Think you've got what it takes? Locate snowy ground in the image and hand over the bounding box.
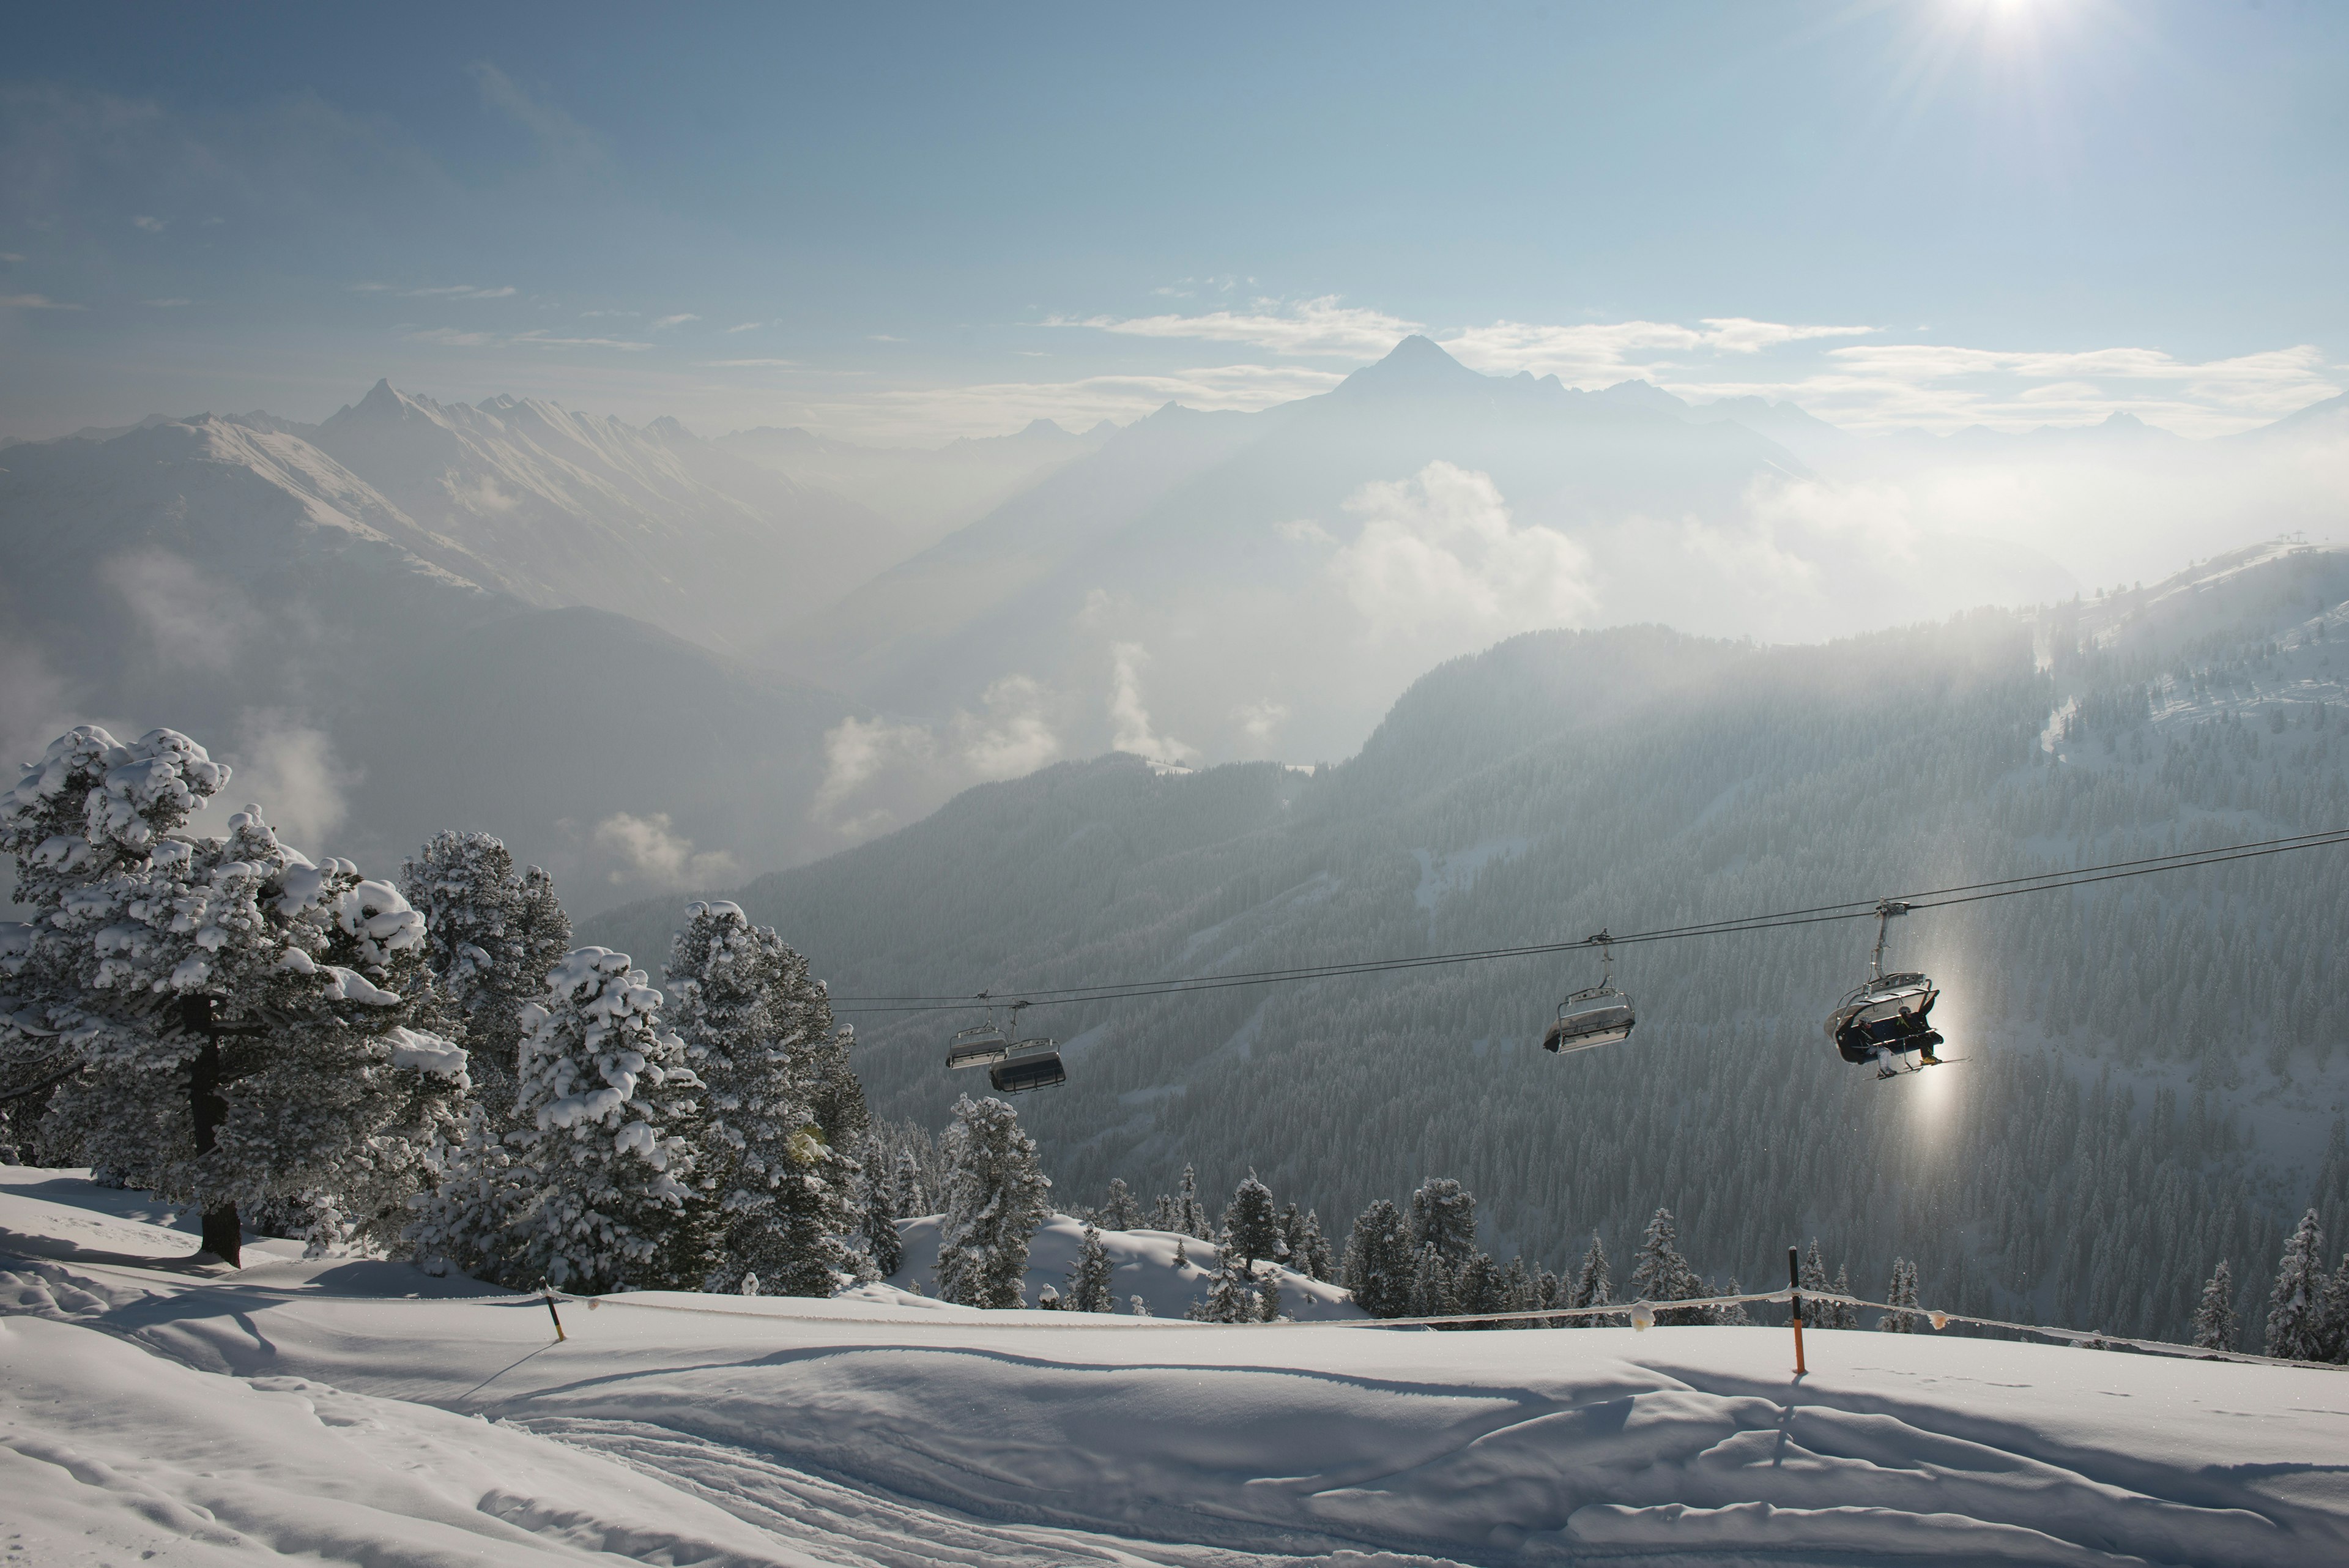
[4,1167,2347,1567]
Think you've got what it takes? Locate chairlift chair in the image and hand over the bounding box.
[1827,901,1945,1070]
[989,1049,1067,1094]
[1543,932,1637,1054]
[946,1009,1013,1070]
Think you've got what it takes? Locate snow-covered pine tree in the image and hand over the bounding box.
[1570,1232,1615,1325]
[1340,1197,1414,1318]
[1100,1177,1142,1229]
[0,727,467,1265]
[1712,1277,1752,1326]
[2320,1255,2349,1364]
[1256,1269,1283,1323]
[1500,1254,1535,1328]
[505,947,708,1293]
[1173,1237,1190,1269]
[2192,1260,2239,1351]
[1630,1208,1705,1325]
[864,1149,903,1279]
[399,831,571,1126]
[1800,1239,1831,1301]
[664,901,864,1295]
[1454,1252,1504,1325]
[1831,1264,1861,1330]
[1190,1247,1260,1323]
[1129,1294,1152,1317]
[1176,1164,1210,1239]
[1877,1260,1919,1331]
[1296,1208,1334,1282]
[933,1093,1051,1309]
[1066,1221,1115,1312]
[1147,1191,1178,1230]
[1407,1177,1477,1265]
[2265,1209,2328,1360]
[1408,1244,1455,1318]
[1222,1170,1281,1269]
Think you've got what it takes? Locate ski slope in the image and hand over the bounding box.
[4,1168,2345,1567]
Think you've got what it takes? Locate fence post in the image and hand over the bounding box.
[543,1290,567,1343]
[1786,1246,1806,1377]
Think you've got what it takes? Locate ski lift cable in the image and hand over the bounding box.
[828,827,2349,1015]
[833,828,2349,1006]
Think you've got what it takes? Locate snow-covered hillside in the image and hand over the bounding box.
[4,1167,2344,1567]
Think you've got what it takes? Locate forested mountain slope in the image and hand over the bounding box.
[592,541,2349,1343]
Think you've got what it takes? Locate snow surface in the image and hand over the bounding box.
[4,1166,2347,1567]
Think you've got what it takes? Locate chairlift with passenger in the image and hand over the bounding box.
[1543,931,1637,1054]
[1826,900,1945,1077]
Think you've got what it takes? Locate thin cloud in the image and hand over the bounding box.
[466,61,606,169]
[651,313,700,330]
[130,215,167,232]
[1064,295,1422,358]
[0,294,84,310]
[143,297,191,308]
[351,281,515,300]
[0,253,25,263]
[787,362,1345,441]
[406,325,651,351]
[724,321,766,333]
[702,357,803,368]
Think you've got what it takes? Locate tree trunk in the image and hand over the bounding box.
[182,997,241,1268]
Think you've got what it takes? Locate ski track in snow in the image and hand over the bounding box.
[5,1170,2349,1567]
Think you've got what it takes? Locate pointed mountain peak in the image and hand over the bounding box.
[645,415,697,444]
[1598,379,1691,417]
[1333,335,1485,399]
[1015,417,1071,439]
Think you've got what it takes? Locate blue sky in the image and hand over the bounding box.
[3,0,2342,441]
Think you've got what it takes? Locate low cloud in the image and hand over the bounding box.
[103,550,250,671]
[1107,642,1197,763]
[774,362,1343,442]
[591,811,740,888]
[143,297,191,308]
[812,677,1064,838]
[0,293,84,310]
[1327,462,1597,641]
[652,313,700,330]
[130,215,167,232]
[229,716,356,852]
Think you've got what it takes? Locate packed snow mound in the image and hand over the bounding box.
[891,1211,1363,1320]
[4,1169,2347,1566]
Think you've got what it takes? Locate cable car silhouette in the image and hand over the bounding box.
[1543,931,1636,1054]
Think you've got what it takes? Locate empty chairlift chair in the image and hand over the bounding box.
[1543,932,1637,1054]
[989,1047,1067,1094]
[1826,901,1945,1076]
[946,1010,1014,1071]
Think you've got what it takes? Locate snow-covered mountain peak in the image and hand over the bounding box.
[1333,333,1489,398]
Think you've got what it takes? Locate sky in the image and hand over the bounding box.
[2,0,2344,444]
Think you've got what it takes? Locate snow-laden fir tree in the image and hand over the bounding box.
[1408,1244,1455,1318]
[1500,1254,1535,1328]
[663,901,867,1295]
[0,727,467,1264]
[2265,1209,2329,1360]
[934,1093,1051,1309]
[399,831,570,1128]
[1174,1164,1211,1239]
[1099,1177,1141,1229]
[864,1148,903,1279]
[1256,1269,1283,1323]
[1710,1277,1752,1326]
[1340,1197,1414,1318]
[2192,1260,2239,1351]
[1147,1191,1178,1231]
[1294,1208,1334,1282]
[503,947,707,1293]
[1455,1252,1504,1324]
[2320,1255,2349,1364]
[1066,1221,1115,1312]
[1631,1208,1705,1325]
[1800,1239,1831,1303]
[1830,1264,1861,1330]
[1129,1294,1151,1317]
[1877,1260,1921,1332]
[1407,1176,1477,1265]
[1222,1170,1281,1269]
[1190,1246,1262,1323]
[1570,1233,1615,1325]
